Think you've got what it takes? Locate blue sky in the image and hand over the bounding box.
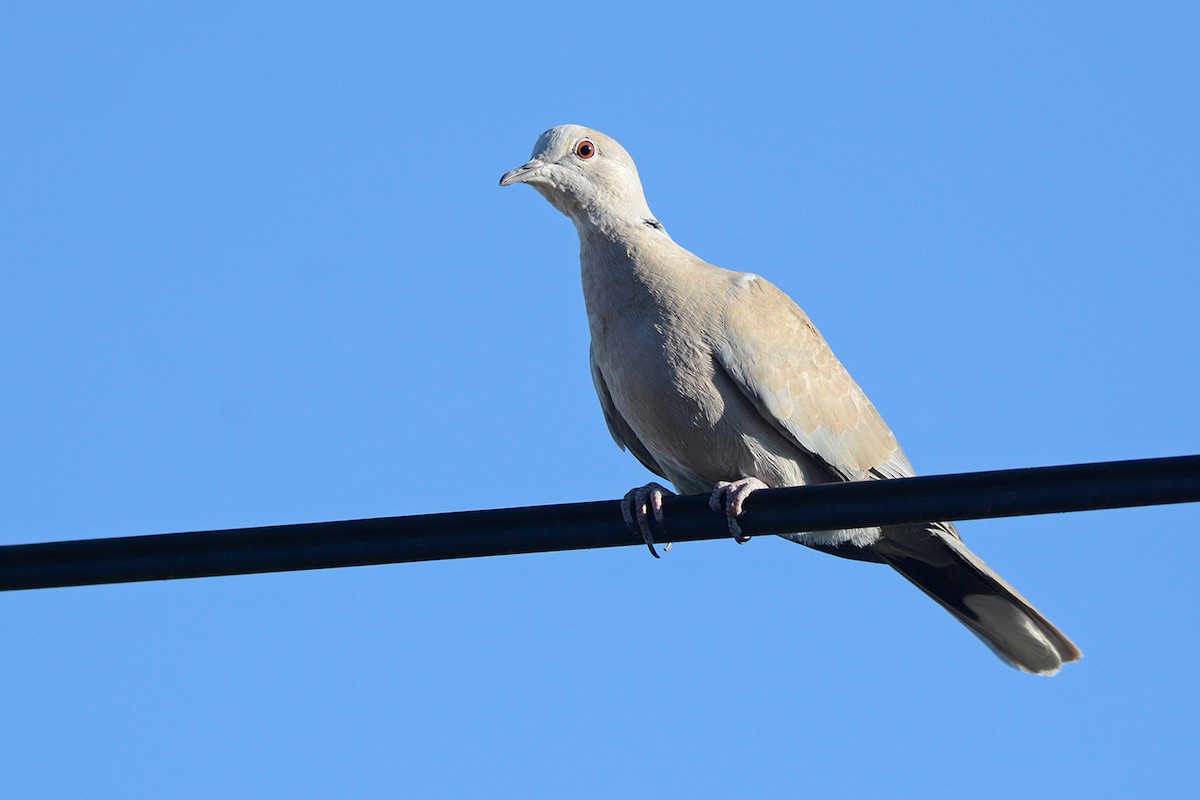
[2,2,1197,797]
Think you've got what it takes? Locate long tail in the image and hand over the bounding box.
[870,522,1081,675]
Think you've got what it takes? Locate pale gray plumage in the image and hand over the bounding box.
[500,124,1081,675]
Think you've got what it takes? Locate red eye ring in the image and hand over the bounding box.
[575,139,596,159]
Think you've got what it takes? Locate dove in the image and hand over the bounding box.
[500,124,1080,674]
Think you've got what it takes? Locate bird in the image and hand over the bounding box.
[499,124,1081,675]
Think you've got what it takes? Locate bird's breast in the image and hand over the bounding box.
[589,292,723,432]
[584,273,773,490]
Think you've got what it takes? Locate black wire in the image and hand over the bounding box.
[3,454,1198,592]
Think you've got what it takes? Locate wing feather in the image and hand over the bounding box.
[716,274,913,481]
[589,346,668,479]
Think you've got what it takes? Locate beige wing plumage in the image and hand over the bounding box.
[716,274,913,482]
[589,345,668,480]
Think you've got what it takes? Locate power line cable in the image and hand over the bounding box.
[2,454,1198,592]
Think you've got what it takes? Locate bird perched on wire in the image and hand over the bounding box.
[500,124,1080,675]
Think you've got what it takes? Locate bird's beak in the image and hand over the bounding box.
[499,159,546,187]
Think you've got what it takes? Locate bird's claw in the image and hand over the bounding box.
[710,477,769,544]
[621,482,674,558]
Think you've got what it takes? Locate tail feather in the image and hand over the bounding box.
[870,522,1081,675]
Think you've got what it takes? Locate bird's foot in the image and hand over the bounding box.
[621,482,674,558]
[709,477,769,543]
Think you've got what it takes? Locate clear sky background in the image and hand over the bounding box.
[2,2,1197,797]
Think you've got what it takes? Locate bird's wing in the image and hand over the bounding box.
[715,273,913,481]
[589,345,669,479]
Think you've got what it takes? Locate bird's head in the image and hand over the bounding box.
[500,125,657,232]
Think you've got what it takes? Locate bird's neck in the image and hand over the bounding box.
[576,216,697,323]
[567,191,662,238]
[572,205,669,252]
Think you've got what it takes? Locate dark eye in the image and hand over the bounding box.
[575,139,596,159]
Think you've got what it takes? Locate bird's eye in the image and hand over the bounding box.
[575,139,596,159]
